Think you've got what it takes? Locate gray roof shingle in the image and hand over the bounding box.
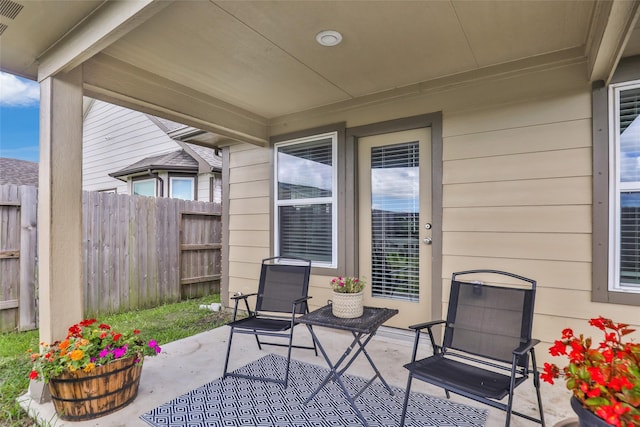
[109,149,199,178]
[0,157,39,187]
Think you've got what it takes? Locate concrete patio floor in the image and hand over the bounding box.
[19,323,575,426]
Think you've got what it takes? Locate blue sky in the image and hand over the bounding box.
[0,72,40,162]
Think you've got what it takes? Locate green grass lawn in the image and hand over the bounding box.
[0,295,231,427]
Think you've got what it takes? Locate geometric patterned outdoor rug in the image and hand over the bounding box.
[140,353,487,427]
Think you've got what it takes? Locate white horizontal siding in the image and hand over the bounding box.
[82,100,194,195]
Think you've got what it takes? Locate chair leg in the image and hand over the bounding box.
[531,350,546,427]
[505,392,514,427]
[223,327,235,378]
[505,363,518,427]
[282,329,295,388]
[399,374,413,427]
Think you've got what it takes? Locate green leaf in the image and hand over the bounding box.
[584,397,609,408]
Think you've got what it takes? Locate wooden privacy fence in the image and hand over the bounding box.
[83,191,222,316]
[0,184,221,332]
[0,184,38,332]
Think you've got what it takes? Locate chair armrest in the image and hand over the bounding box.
[230,292,258,300]
[229,292,258,321]
[293,295,312,305]
[513,339,540,356]
[409,319,445,330]
[290,296,312,319]
[408,320,445,362]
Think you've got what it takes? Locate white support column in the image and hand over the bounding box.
[38,66,84,344]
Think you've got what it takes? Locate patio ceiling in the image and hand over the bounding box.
[1,0,639,145]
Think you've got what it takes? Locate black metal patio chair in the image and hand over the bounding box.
[400,270,545,427]
[222,256,317,387]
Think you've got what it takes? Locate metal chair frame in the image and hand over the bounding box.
[400,270,545,427]
[222,256,317,387]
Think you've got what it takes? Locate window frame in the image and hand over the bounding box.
[608,79,640,294]
[592,55,640,306]
[132,177,157,197]
[169,174,196,200]
[273,131,338,269]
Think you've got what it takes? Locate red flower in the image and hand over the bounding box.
[540,362,558,384]
[133,329,140,335]
[561,328,574,339]
[112,333,122,341]
[586,387,601,398]
[67,324,82,337]
[569,342,585,363]
[99,323,110,330]
[603,347,614,363]
[607,376,633,392]
[549,340,567,357]
[544,317,640,427]
[79,319,97,327]
[29,370,38,380]
[588,366,606,385]
[589,316,607,331]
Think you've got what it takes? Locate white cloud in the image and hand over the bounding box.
[0,72,39,107]
[278,152,332,190]
[371,167,419,212]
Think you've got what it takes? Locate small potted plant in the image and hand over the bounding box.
[330,276,366,318]
[29,318,161,420]
[541,316,640,427]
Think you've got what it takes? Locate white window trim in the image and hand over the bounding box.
[169,176,196,200]
[608,79,640,293]
[274,131,338,268]
[132,178,157,197]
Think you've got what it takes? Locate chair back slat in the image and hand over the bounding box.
[256,257,311,314]
[443,270,536,366]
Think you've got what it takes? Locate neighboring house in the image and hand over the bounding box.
[82,99,221,202]
[3,2,640,401]
[0,158,39,187]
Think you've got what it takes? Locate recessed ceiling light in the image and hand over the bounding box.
[316,30,342,47]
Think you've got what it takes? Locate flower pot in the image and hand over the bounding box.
[570,396,614,427]
[48,355,143,421]
[331,291,364,318]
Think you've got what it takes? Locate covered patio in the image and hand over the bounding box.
[19,324,573,426]
[2,1,640,425]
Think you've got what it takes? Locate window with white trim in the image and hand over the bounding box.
[132,178,156,197]
[610,80,640,293]
[274,132,337,268]
[169,176,195,200]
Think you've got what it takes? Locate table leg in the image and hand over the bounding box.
[351,332,395,396]
[302,325,370,426]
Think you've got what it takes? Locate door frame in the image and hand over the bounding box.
[345,112,443,324]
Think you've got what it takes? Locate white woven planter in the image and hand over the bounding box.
[331,291,364,318]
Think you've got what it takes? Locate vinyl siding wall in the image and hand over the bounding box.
[82,100,184,194]
[83,100,218,202]
[227,143,272,298]
[225,60,640,362]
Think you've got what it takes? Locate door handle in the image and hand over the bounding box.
[423,237,432,245]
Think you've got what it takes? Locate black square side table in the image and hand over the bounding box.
[297,304,399,426]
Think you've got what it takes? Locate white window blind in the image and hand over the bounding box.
[275,134,336,267]
[612,82,640,291]
[370,141,420,301]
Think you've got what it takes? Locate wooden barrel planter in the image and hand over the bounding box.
[48,356,143,421]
